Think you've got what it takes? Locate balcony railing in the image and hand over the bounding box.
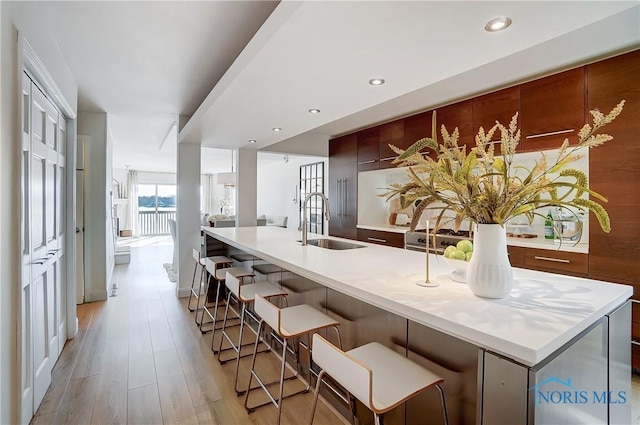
[138,210,176,235]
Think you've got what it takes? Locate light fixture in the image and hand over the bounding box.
[308,108,321,114]
[485,16,512,32]
[272,127,282,132]
[249,139,257,143]
[368,78,385,86]
[217,150,236,188]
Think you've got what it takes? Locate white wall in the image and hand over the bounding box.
[257,153,328,231]
[1,3,78,423]
[78,111,110,302]
[176,143,201,297]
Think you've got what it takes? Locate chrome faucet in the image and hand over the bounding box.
[300,192,331,246]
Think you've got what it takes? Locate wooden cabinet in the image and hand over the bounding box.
[356,228,404,248]
[357,127,380,171]
[403,110,435,159]
[586,49,640,370]
[436,99,474,149]
[328,134,358,240]
[378,120,404,169]
[520,67,586,151]
[472,86,521,149]
[508,245,587,277]
[522,248,588,277]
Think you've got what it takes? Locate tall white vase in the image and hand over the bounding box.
[467,224,513,299]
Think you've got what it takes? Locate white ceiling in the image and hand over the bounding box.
[37,1,640,172]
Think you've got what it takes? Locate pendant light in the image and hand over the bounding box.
[217,149,236,187]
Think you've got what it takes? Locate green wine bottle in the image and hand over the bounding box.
[544,210,554,239]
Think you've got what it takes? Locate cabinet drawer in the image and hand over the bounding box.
[356,229,404,248]
[522,248,588,276]
[507,245,525,268]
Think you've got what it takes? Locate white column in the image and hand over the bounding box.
[176,142,201,297]
[236,148,257,227]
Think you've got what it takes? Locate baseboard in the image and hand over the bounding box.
[177,287,191,298]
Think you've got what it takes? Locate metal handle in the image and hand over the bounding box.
[526,128,574,139]
[342,179,347,217]
[380,156,396,162]
[534,256,570,264]
[367,237,387,243]
[358,159,376,165]
[336,179,342,217]
[32,259,46,265]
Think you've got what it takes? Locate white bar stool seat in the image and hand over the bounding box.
[218,272,288,395]
[197,256,233,332]
[244,294,341,425]
[309,334,448,425]
[203,266,255,349]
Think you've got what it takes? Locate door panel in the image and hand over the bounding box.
[22,76,67,422]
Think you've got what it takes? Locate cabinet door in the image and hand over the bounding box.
[521,67,586,151]
[472,86,520,150]
[357,127,379,171]
[378,120,404,169]
[436,99,474,150]
[328,134,357,239]
[403,110,435,159]
[357,228,404,248]
[587,50,640,285]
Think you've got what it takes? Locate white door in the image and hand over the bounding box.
[21,73,67,423]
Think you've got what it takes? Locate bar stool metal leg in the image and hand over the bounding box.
[187,251,201,312]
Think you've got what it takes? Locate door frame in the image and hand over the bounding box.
[19,35,78,424]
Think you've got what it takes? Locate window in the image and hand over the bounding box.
[299,161,325,235]
[137,184,176,235]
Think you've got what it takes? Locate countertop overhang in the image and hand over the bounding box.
[203,226,631,366]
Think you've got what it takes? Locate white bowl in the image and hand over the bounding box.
[442,257,469,283]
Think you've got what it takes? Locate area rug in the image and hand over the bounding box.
[163,263,177,282]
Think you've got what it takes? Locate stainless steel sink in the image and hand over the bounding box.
[299,238,366,250]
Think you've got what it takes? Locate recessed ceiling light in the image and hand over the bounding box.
[249,139,256,144]
[485,16,512,32]
[272,127,282,132]
[308,108,321,114]
[368,78,385,86]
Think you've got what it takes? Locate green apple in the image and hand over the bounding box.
[443,245,457,258]
[449,249,466,261]
[456,239,473,253]
[465,251,473,262]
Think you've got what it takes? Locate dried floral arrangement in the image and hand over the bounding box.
[381,101,625,235]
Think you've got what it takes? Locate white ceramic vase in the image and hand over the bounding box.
[467,224,513,299]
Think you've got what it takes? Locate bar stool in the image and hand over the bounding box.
[187,248,206,313]
[244,293,342,425]
[309,334,449,425]
[204,266,256,344]
[196,256,233,331]
[217,272,288,395]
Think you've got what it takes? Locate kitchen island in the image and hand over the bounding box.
[203,226,632,425]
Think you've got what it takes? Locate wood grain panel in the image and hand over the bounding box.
[522,248,588,277]
[357,127,380,171]
[127,384,163,425]
[587,49,640,286]
[472,86,520,146]
[154,348,199,425]
[90,336,129,425]
[356,228,405,248]
[56,375,100,425]
[436,99,474,149]
[379,120,405,169]
[521,67,586,151]
[403,110,435,159]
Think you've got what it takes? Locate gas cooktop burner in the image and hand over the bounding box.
[436,229,470,238]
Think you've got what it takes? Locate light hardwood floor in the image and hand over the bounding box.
[31,236,347,425]
[30,236,640,425]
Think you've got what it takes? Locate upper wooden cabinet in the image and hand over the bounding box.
[435,100,474,150]
[520,67,586,151]
[378,120,404,169]
[403,110,435,159]
[587,49,640,286]
[329,134,358,240]
[472,86,521,149]
[357,127,380,171]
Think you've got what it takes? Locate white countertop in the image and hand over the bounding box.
[203,226,631,367]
